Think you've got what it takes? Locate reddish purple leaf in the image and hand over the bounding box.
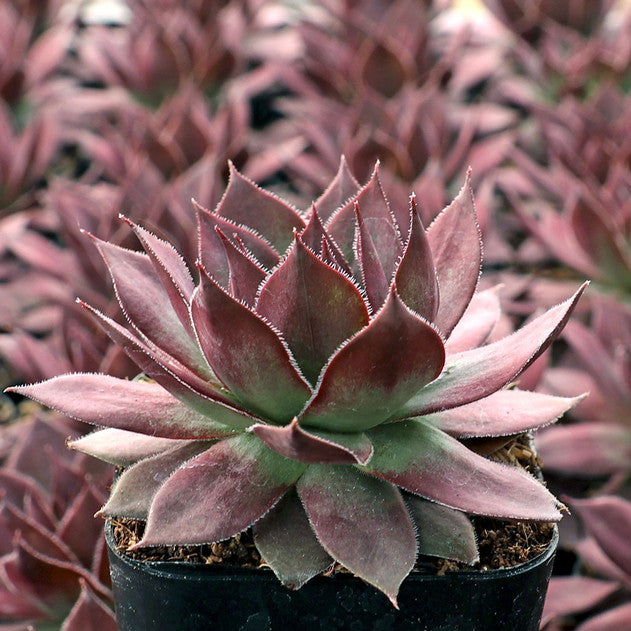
[535,423,631,476]
[364,419,562,521]
[398,284,587,417]
[300,205,351,274]
[571,496,631,579]
[354,202,389,312]
[253,488,332,589]
[250,419,373,465]
[395,194,439,322]
[69,429,185,467]
[445,285,502,353]
[577,603,631,631]
[425,390,583,438]
[89,235,209,377]
[101,441,209,519]
[79,301,255,428]
[426,172,482,336]
[9,375,239,439]
[297,464,417,607]
[300,288,445,432]
[406,496,478,564]
[543,577,619,622]
[137,434,305,546]
[256,236,370,384]
[313,155,361,221]
[191,267,312,422]
[326,164,403,277]
[122,216,195,331]
[214,162,305,253]
[61,580,117,631]
[216,227,266,306]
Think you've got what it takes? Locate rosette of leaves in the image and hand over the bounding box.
[9,161,585,605]
[542,496,631,631]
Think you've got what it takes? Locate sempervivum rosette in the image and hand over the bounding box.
[9,159,585,605]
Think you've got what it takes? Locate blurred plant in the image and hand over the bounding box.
[542,495,631,631]
[535,296,631,491]
[0,411,115,630]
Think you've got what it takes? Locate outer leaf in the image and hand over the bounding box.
[250,419,373,465]
[394,194,438,322]
[576,604,631,631]
[191,267,312,423]
[406,495,478,564]
[313,155,361,221]
[543,577,619,622]
[121,217,195,332]
[89,236,209,377]
[78,300,254,428]
[253,488,332,589]
[300,288,445,432]
[214,162,305,252]
[424,390,584,438]
[100,441,210,519]
[363,419,562,521]
[297,465,417,607]
[9,375,236,439]
[427,172,481,336]
[61,581,117,631]
[571,496,631,579]
[256,236,370,384]
[137,434,306,546]
[69,429,186,467]
[397,284,587,417]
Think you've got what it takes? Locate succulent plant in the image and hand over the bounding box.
[9,161,585,605]
[542,496,631,631]
[0,411,116,630]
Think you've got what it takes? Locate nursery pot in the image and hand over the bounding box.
[106,524,557,631]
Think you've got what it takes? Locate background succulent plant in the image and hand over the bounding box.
[9,161,584,605]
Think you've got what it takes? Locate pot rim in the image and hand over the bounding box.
[105,521,558,583]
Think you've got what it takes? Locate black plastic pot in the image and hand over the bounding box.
[106,524,557,631]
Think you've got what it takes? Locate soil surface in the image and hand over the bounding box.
[111,433,556,574]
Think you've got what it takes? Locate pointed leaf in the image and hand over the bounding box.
[363,419,562,521]
[326,164,403,276]
[196,201,280,276]
[137,434,306,546]
[424,390,584,438]
[250,419,373,465]
[78,301,256,429]
[397,284,587,417]
[214,163,305,252]
[69,429,187,467]
[395,195,439,321]
[256,236,370,384]
[253,488,332,590]
[427,172,482,336]
[122,216,195,331]
[543,577,619,621]
[89,235,209,377]
[101,441,210,519]
[406,495,478,564]
[354,202,389,312]
[300,205,351,274]
[9,375,236,439]
[297,465,416,607]
[191,267,312,422]
[300,289,445,432]
[216,227,266,306]
[313,156,361,221]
